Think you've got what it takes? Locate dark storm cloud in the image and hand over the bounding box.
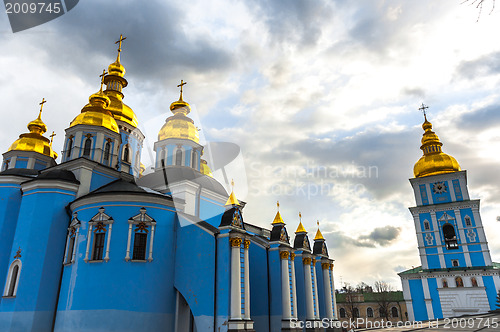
[248,0,335,46]
[456,51,500,80]
[359,226,401,246]
[454,104,500,130]
[12,0,234,86]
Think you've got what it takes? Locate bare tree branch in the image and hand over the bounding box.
[462,0,496,21]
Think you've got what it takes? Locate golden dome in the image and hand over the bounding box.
[200,159,213,177]
[105,90,139,128]
[158,82,199,142]
[70,86,119,134]
[8,108,57,159]
[108,59,125,78]
[413,116,461,178]
[139,162,146,177]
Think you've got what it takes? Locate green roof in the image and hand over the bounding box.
[398,263,500,276]
[398,266,423,275]
[336,291,404,303]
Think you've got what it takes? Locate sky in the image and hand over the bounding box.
[1,0,500,290]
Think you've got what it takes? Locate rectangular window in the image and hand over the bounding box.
[132,233,147,260]
[66,236,75,264]
[92,233,105,261]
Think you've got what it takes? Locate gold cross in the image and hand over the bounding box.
[39,98,46,112]
[49,131,56,147]
[14,247,21,259]
[299,212,302,220]
[419,103,429,118]
[277,201,280,210]
[99,69,108,90]
[317,220,320,227]
[177,79,187,94]
[115,34,127,53]
[231,178,234,189]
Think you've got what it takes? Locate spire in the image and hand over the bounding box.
[272,201,284,224]
[225,179,240,206]
[108,34,126,77]
[295,212,307,233]
[413,104,461,177]
[314,221,325,240]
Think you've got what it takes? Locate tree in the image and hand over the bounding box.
[373,281,394,321]
[463,0,496,20]
[342,284,360,319]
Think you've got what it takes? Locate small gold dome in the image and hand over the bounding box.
[106,92,139,128]
[158,88,199,142]
[70,88,119,133]
[8,111,57,159]
[108,59,125,77]
[200,159,213,177]
[413,117,461,178]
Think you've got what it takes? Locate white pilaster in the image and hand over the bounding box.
[303,256,315,320]
[84,224,93,262]
[290,253,298,319]
[230,237,242,320]
[243,240,251,320]
[125,223,133,261]
[280,251,292,320]
[322,262,334,319]
[312,259,320,319]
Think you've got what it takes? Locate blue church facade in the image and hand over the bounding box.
[0,38,338,332]
[399,112,500,321]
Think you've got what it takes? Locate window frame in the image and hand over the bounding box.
[84,207,114,263]
[83,137,92,157]
[367,307,374,318]
[63,213,81,265]
[3,259,22,297]
[125,208,156,262]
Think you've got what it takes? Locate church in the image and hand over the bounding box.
[399,107,500,321]
[0,36,338,332]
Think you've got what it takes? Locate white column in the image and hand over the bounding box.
[230,237,242,320]
[243,240,251,320]
[290,253,298,319]
[303,256,315,320]
[104,224,112,262]
[280,251,292,320]
[84,224,93,262]
[312,259,320,319]
[125,223,133,261]
[330,264,338,319]
[148,223,156,262]
[322,262,334,319]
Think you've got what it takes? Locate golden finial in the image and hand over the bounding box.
[314,220,324,240]
[272,200,284,225]
[299,212,302,221]
[49,131,56,147]
[14,247,21,259]
[225,178,239,206]
[37,97,46,119]
[99,69,108,91]
[177,79,187,101]
[115,34,127,61]
[419,103,429,121]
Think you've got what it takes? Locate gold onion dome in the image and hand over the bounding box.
[70,72,119,134]
[102,34,138,128]
[8,100,57,159]
[413,115,461,178]
[200,159,213,177]
[158,80,200,143]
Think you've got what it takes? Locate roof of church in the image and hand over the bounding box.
[336,291,404,303]
[399,263,500,275]
[37,169,79,183]
[0,168,39,177]
[137,166,228,196]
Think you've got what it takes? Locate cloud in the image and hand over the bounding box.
[359,226,402,247]
[456,51,500,80]
[453,103,500,130]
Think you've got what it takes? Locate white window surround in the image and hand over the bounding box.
[3,259,21,297]
[84,207,114,263]
[125,207,156,262]
[64,213,81,265]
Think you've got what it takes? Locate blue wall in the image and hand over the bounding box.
[409,279,428,321]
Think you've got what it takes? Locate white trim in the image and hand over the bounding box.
[3,259,21,297]
[125,223,133,261]
[125,208,156,262]
[104,224,112,262]
[84,224,93,262]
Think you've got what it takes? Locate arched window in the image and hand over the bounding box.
[443,223,458,250]
[455,277,464,288]
[67,137,73,160]
[175,149,182,166]
[103,141,111,164]
[123,145,130,162]
[452,259,459,267]
[464,216,471,227]
[367,307,374,318]
[424,220,430,231]
[391,307,399,318]
[83,138,92,157]
[339,308,346,318]
[191,150,197,169]
[471,277,478,287]
[3,260,21,297]
[126,208,156,262]
[379,307,386,317]
[353,308,359,318]
[84,208,113,263]
[442,278,448,288]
